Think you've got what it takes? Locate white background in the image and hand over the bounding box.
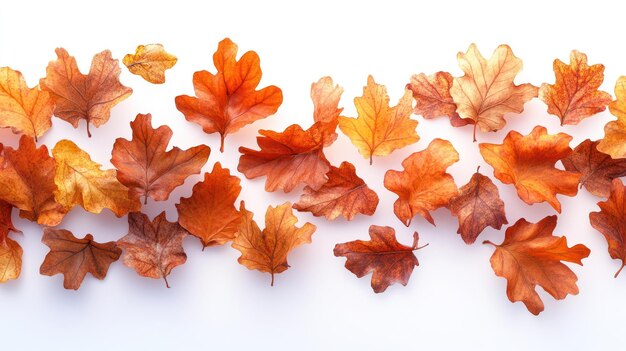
[0,0,623,349]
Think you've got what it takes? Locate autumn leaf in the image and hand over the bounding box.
[0,135,66,226]
[293,161,379,220]
[384,138,459,226]
[447,168,507,244]
[562,139,626,197]
[450,44,538,141]
[175,38,283,152]
[483,216,590,315]
[40,228,121,290]
[590,179,626,277]
[232,201,315,286]
[238,77,343,192]
[339,75,419,164]
[406,71,469,126]
[111,113,210,204]
[0,202,22,283]
[117,212,188,288]
[40,48,132,137]
[539,50,612,125]
[176,162,242,248]
[334,225,424,293]
[0,67,54,141]
[598,76,626,158]
[479,126,580,212]
[123,44,177,84]
[53,139,140,216]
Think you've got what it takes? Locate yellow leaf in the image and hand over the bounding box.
[123,44,177,84]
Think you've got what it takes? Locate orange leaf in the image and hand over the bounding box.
[479,126,580,212]
[175,38,283,152]
[598,76,626,158]
[384,139,459,226]
[406,71,469,126]
[590,179,626,277]
[40,48,132,137]
[123,44,177,84]
[484,216,590,315]
[0,202,21,283]
[539,50,612,125]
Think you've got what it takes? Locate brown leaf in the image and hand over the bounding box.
[123,44,177,84]
[232,201,315,286]
[334,225,423,293]
[40,48,132,137]
[447,168,507,244]
[590,179,626,277]
[293,161,379,220]
[40,228,121,290]
[117,211,188,288]
[406,71,469,126]
[175,38,283,152]
[176,162,242,248]
[479,126,580,212]
[111,113,210,204]
[539,50,612,125]
[598,76,626,158]
[0,202,22,283]
[384,138,459,226]
[484,216,590,315]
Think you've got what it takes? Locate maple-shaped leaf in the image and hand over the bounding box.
[176,162,241,248]
[450,44,538,141]
[590,179,626,277]
[0,202,22,283]
[0,67,54,141]
[232,201,315,286]
[123,44,177,84]
[539,50,612,125]
[339,75,419,164]
[40,228,121,290]
[447,168,507,244]
[484,216,590,315]
[384,138,459,226]
[293,161,379,220]
[562,139,626,197]
[0,136,67,226]
[479,126,580,212]
[175,38,283,152]
[117,211,188,288]
[406,71,469,126]
[334,225,424,293]
[111,113,210,204]
[52,139,141,216]
[40,48,132,137]
[238,77,343,192]
[598,76,626,158]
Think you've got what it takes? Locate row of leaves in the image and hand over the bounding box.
[1,38,626,316]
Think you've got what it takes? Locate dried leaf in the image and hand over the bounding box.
[539,50,612,125]
[123,44,177,84]
[484,216,590,315]
[293,161,379,220]
[111,113,210,204]
[0,202,21,283]
[450,44,538,141]
[175,38,283,152]
[479,126,580,212]
[40,228,121,290]
[590,179,626,277]
[40,48,132,137]
[384,138,459,226]
[598,76,626,158]
[406,71,469,126]
[117,211,188,287]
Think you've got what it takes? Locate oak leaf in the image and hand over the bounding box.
[0,202,21,283]
[406,71,469,126]
[40,48,132,137]
[117,211,188,288]
[293,161,378,220]
[483,216,590,315]
[598,76,626,158]
[175,38,283,152]
[40,228,121,290]
[53,139,141,216]
[384,138,459,226]
[479,126,580,212]
[123,44,177,84]
[0,67,54,141]
[539,50,612,125]
[447,168,507,244]
[111,113,210,204]
[450,44,538,141]
[176,162,241,248]
[334,225,423,293]
[339,75,419,164]
[232,201,315,286]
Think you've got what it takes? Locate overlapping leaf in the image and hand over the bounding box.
[406,71,469,126]
[0,202,21,283]
[598,76,626,158]
[590,179,626,277]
